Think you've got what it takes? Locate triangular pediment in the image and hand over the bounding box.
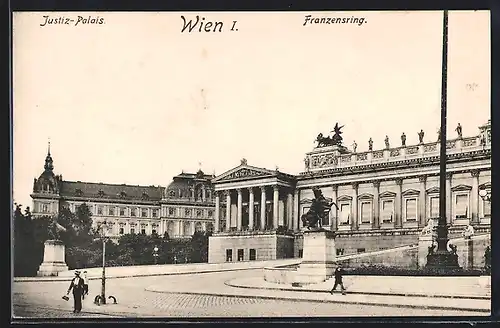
[379,191,396,198]
[451,184,472,192]
[426,186,440,194]
[358,193,374,200]
[337,195,353,202]
[300,197,333,205]
[212,164,276,183]
[479,182,491,189]
[402,189,420,197]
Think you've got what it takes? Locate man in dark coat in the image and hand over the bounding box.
[330,264,346,295]
[66,270,85,313]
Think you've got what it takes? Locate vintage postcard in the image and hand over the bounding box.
[12,10,491,319]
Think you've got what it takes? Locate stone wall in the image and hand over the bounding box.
[336,245,418,269]
[208,232,294,263]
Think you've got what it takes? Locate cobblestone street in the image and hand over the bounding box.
[13,270,488,319]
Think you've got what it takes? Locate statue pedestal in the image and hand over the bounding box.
[294,229,337,285]
[37,240,69,277]
[418,234,434,269]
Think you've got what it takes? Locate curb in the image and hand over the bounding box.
[13,304,130,318]
[143,287,490,313]
[223,280,491,301]
[13,267,264,283]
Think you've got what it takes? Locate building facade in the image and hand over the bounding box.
[208,121,491,263]
[31,149,215,240]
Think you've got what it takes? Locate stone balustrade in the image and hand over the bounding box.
[304,136,490,173]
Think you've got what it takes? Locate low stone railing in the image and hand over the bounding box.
[305,136,490,172]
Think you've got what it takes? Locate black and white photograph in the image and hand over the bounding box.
[12,10,491,319]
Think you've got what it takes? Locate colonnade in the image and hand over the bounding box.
[213,185,298,233]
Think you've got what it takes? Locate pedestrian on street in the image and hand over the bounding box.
[66,270,85,313]
[82,270,89,300]
[330,264,346,295]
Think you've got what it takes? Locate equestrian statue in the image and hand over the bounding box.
[301,187,339,230]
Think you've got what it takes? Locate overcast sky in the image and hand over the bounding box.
[13,10,490,208]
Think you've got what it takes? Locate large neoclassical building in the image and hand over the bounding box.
[30,150,216,240]
[208,120,491,263]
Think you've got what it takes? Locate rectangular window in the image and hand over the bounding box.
[168,208,175,216]
[119,208,125,216]
[152,209,158,218]
[357,248,366,253]
[340,204,350,225]
[430,197,439,218]
[226,249,233,262]
[360,202,371,224]
[42,204,49,213]
[196,209,202,217]
[381,200,394,223]
[131,208,136,217]
[130,228,135,234]
[237,249,244,261]
[119,227,124,234]
[249,249,256,261]
[141,209,148,217]
[455,194,469,219]
[484,198,491,217]
[141,229,146,234]
[298,249,304,258]
[108,207,115,216]
[405,199,417,221]
[185,208,192,217]
[336,248,344,256]
[97,206,103,215]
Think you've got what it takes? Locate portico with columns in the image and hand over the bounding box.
[208,159,298,263]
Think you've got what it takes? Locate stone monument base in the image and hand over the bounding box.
[37,240,69,277]
[294,229,336,285]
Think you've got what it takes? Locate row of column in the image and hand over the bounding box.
[331,170,483,230]
[213,186,297,233]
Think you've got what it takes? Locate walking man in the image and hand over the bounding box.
[82,270,89,300]
[66,270,85,313]
[330,264,346,295]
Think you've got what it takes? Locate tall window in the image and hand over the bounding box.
[483,199,491,217]
[455,194,469,219]
[237,249,244,261]
[196,209,202,217]
[360,202,371,224]
[152,209,158,218]
[249,249,256,261]
[141,208,148,217]
[108,207,115,216]
[168,208,175,216]
[42,204,49,213]
[131,208,136,217]
[185,208,192,217]
[381,200,394,223]
[405,199,417,221]
[340,204,350,225]
[119,207,126,216]
[430,197,439,218]
[226,249,233,262]
[97,206,103,215]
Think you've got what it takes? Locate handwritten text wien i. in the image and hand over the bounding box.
[180,16,238,33]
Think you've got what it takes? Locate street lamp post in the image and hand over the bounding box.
[153,246,159,265]
[94,221,116,305]
[425,10,460,272]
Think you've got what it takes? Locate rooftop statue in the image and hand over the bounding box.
[314,123,345,148]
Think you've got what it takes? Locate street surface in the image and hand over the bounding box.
[13,269,487,318]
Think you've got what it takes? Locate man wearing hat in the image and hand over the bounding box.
[66,270,85,313]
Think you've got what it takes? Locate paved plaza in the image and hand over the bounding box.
[12,269,490,319]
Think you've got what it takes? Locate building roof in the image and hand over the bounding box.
[60,181,164,201]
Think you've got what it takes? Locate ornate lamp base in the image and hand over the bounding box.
[425,250,461,275]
